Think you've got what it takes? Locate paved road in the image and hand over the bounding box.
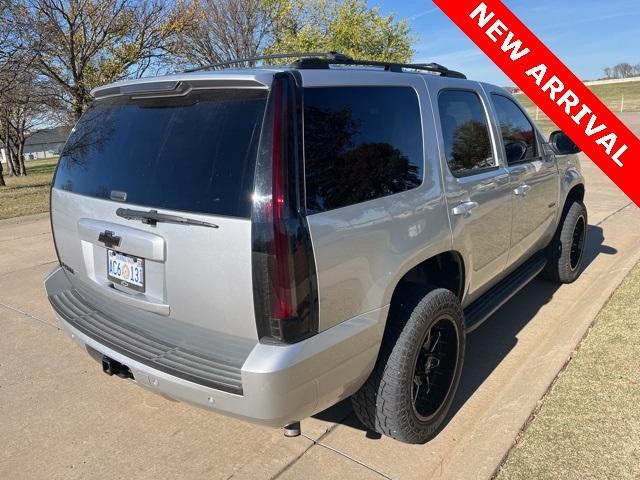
[1,113,639,479]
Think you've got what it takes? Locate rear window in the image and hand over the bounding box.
[54,89,267,218]
[303,86,423,213]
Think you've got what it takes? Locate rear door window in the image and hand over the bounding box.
[438,90,495,175]
[54,89,267,218]
[303,86,423,213]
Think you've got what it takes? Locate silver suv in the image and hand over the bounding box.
[44,53,587,444]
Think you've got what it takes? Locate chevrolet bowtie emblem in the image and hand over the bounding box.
[98,230,121,249]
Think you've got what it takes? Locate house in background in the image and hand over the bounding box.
[23,126,72,160]
[1,125,72,165]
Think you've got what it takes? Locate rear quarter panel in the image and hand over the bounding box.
[301,71,453,331]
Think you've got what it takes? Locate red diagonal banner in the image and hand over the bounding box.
[432,0,640,207]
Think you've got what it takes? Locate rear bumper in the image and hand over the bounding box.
[44,266,388,427]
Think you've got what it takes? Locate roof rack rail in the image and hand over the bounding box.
[183,51,466,79]
[291,57,466,79]
[183,52,352,73]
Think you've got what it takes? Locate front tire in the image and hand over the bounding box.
[543,201,588,283]
[351,288,465,444]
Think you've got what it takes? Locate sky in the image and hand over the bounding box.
[372,0,640,86]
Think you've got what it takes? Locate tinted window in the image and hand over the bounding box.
[54,89,267,217]
[438,90,494,175]
[303,86,423,213]
[491,94,538,164]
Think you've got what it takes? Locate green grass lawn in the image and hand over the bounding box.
[0,158,58,220]
[496,261,640,480]
[515,79,640,136]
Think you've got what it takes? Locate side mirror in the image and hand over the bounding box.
[504,140,528,163]
[549,130,581,155]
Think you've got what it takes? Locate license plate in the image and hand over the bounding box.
[107,250,145,292]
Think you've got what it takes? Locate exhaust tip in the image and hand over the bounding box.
[283,421,301,437]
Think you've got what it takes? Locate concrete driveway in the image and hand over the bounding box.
[2,114,639,479]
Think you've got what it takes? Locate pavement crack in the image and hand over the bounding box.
[0,260,57,278]
[0,231,50,244]
[270,439,317,479]
[305,435,394,479]
[593,201,633,227]
[0,301,60,330]
[271,426,394,479]
[270,420,349,479]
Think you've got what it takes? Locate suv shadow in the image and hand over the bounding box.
[312,224,616,439]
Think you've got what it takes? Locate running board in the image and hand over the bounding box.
[464,253,547,333]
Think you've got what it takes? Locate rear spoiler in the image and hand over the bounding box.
[92,78,269,99]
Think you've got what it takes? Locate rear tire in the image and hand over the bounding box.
[351,287,465,444]
[543,201,588,283]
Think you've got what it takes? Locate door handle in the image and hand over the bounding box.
[514,184,531,197]
[452,201,479,218]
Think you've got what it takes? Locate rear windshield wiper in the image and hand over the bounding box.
[116,208,219,229]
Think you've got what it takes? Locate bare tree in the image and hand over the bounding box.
[169,0,281,68]
[0,102,21,179]
[0,0,40,185]
[612,62,635,79]
[27,0,184,120]
[1,71,61,178]
[0,1,37,96]
[602,62,640,79]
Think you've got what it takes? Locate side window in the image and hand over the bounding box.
[438,90,495,175]
[303,86,423,213]
[491,94,538,164]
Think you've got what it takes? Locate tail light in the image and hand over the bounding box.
[251,72,319,343]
